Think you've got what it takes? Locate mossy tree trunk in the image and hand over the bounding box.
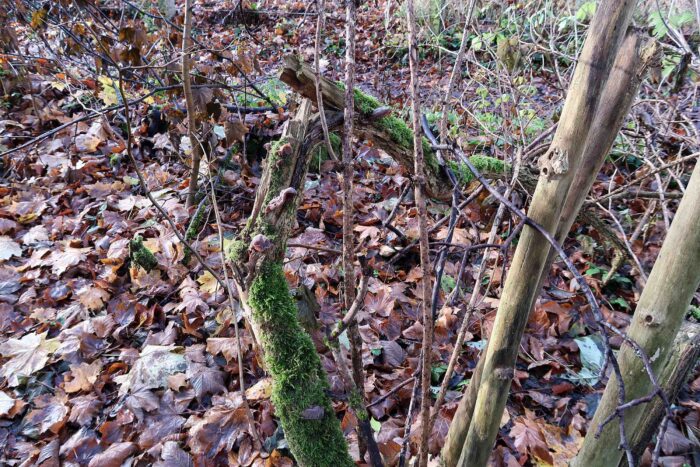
[453,2,637,466]
[572,162,700,467]
[230,99,354,467]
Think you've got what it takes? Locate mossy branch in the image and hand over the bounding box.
[280,54,517,200]
[229,100,354,466]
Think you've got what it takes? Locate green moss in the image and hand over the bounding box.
[265,137,292,206]
[130,235,158,271]
[348,391,367,420]
[348,86,440,174]
[228,239,248,262]
[447,155,509,185]
[352,88,382,115]
[248,262,353,467]
[186,204,208,241]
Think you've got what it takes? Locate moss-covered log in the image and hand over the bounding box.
[280,55,516,200]
[230,99,354,467]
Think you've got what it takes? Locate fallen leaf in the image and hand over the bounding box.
[64,360,103,393]
[48,245,90,276]
[245,377,272,401]
[114,345,187,395]
[87,442,136,467]
[0,236,22,260]
[0,332,59,386]
[0,391,25,417]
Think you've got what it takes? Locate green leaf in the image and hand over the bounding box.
[585,265,603,276]
[688,305,700,320]
[441,276,457,294]
[610,296,630,310]
[370,418,381,433]
[648,11,669,38]
[575,1,597,21]
[431,363,448,384]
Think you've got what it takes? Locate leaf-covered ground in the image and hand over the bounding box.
[0,0,698,466]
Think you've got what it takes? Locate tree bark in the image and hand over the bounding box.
[441,28,651,467]
[231,100,354,467]
[626,322,700,463]
[454,2,637,466]
[182,0,203,209]
[405,1,434,465]
[572,162,700,467]
[555,33,658,245]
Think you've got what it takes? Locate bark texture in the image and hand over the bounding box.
[572,162,700,467]
[453,2,637,466]
[441,25,650,467]
[627,322,700,462]
[406,1,434,465]
[555,33,659,242]
[182,0,203,209]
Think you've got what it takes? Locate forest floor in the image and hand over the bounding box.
[0,0,698,466]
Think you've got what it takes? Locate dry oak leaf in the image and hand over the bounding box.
[114,345,187,395]
[0,331,59,386]
[509,411,554,465]
[245,377,272,401]
[0,236,22,261]
[68,394,102,426]
[197,271,220,295]
[87,442,136,467]
[64,360,103,393]
[205,337,238,363]
[21,394,69,436]
[22,225,49,245]
[186,392,249,459]
[154,441,193,467]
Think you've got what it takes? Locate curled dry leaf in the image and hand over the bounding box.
[114,345,187,395]
[64,360,103,393]
[48,244,90,276]
[87,442,136,467]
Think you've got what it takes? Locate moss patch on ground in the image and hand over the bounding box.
[448,155,509,185]
[130,235,158,271]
